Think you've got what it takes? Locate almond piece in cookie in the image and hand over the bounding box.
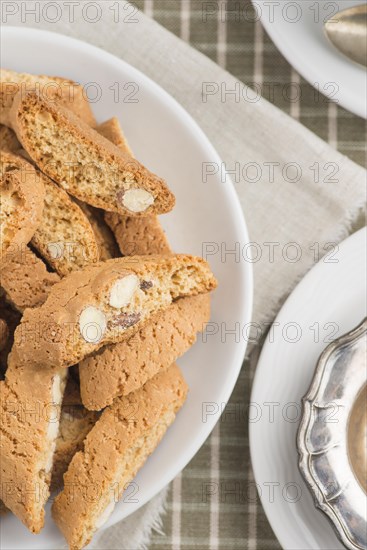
[0,353,68,533]
[52,364,188,550]
[1,150,100,275]
[10,91,175,216]
[0,124,21,152]
[96,117,171,255]
[0,166,45,262]
[0,246,60,312]
[79,294,210,410]
[0,69,95,127]
[12,254,217,369]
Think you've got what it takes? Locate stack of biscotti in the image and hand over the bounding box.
[0,69,217,549]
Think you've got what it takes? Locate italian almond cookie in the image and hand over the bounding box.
[0,69,96,127]
[80,293,210,410]
[51,404,100,491]
[52,364,188,550]
[10,91,175,216]
[0,246,60,312]
[12,254,217,369]
[0,124,21,152]
[105,212,171,256]
[75,200,120,261]
[96,117,133,156]
[0,351,68,533]
[31,179,100,276]
[97,117,171,255]
[0,150,100,276]
[0,166,45,263]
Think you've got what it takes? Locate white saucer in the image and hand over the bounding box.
[250,228,367,549]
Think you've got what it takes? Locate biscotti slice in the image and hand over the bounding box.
[0,353,68,533]
[75,201,120,261]
[0,150,100,275]
[52,404,99,490]
[97,117,171,255]
[0,166,44,262]
[80,294,210,410]
[0,69,95,127]
[0,246,60,312]
[96,117,133,156]
[12,254,217,369]
[52,364,187,549]
[0,124,21,152]
[10,91,175,216]
[0,148,34,174]
[105,212,171,255]
[32,179,100,275]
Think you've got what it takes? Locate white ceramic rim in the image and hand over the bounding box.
[249,227,366,550]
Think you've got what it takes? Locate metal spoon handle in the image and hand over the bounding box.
[324,4,367,67]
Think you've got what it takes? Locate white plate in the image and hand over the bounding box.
[253,0,367,119]
[0,27,253,549]
[250,228,367,550]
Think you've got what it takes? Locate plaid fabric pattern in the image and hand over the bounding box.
[128,1,365,548]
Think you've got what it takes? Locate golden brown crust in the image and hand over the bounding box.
[0,124,21,152]
[0,69,96,127]
[0,150,100,276]
[0,246,60,312]
[10,91,175,216]
[79,294,210,409]
[105,212,172,255]
[12,254,217,369]
[52,364,188,549]
[0,358,67,533]
[0,163,45,263]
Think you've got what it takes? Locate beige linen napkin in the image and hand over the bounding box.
[4,2,366,548]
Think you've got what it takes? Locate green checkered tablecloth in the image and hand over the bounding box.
[125,1,366,549]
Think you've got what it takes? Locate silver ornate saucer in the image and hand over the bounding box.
[298,318,367,550]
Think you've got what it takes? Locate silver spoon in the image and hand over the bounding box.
[324,3,367,67]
